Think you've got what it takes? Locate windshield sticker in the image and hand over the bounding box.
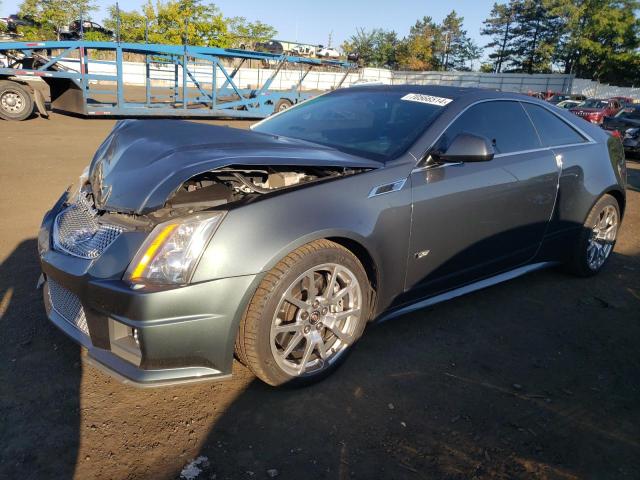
[401,93,453,107]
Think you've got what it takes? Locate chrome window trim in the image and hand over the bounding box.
[414,97,596,168]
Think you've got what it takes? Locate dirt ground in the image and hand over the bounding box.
[0,112,639,480]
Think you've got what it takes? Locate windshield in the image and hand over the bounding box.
[253,90,448,161]
[615,107,640,119]
[579,99,608,109]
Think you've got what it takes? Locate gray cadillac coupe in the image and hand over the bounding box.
[38,85,626,386]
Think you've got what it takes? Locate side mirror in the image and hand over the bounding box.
[435,133,495,163]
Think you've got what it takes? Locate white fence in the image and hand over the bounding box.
[59,60,576,95]
[363,69,574,94]
[571,78,640,99]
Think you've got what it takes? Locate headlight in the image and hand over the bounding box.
[126,212,225,285]
[626,127,639,137]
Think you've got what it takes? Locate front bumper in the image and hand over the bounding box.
[39,210,259,387]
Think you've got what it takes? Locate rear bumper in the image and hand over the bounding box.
[40,250,259,387]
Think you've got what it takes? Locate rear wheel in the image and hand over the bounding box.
[0,81,34,121]
[566,194,620,276]
[236,240,370,386]
[274,98,293,114]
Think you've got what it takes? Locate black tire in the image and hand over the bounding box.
[274,98,293,114]
[235,240,370,386]
[0,81,34,121]
[566,194,620,277]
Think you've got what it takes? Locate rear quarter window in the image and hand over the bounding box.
[439,100,540,154]
[522,103,587,147]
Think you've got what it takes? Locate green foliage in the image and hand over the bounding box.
[481,2,517,72]
[103,6,147,43]
[482,0,640,84]
[82,30,111,42]
[18,0,96,40]
[101,1,277,48]
[227,16,277,48]
[342,28,399,67]
[398,16,439,70]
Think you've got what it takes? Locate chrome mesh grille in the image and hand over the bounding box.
[53,192,123,259]
[48,279,89,336]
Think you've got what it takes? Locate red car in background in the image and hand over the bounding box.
[609,96,635,107]
[570,98,622,124]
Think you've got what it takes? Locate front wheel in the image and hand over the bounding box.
[566,194,620,276]
[235,240,370,386]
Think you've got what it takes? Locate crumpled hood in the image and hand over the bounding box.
[89,119,379,214]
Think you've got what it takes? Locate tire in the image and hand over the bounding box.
[235,239,370,386]
[0,81,34,121]
[566,194,620,277]
[274,98,293,114]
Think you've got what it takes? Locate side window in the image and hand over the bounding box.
[522,103,587,147]
[439,101,540,154]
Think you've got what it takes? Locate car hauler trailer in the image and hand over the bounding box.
[0,40,354,121]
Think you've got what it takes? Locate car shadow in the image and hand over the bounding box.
[181,250,640,479]
[0,239,81,479]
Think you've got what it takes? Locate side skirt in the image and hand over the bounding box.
[376,261,558,324]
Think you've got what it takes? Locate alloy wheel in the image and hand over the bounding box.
[270,263,362,377]
[587,204,618,270]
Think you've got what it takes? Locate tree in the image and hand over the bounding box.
[397,16,439,70]
[103,6,147,43]
[227,17,277,49]
[342,28,399,67]
[341,28,376,66]
[481,2,516,72]
[102,1,276,48]
[138,0,230,47]
[551,0,640,83]
[508,0,561,73]
[18,0,96,40]
[436,10,479,70]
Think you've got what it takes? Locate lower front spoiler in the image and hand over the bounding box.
[41,271,260,388]
[44,286,231,387]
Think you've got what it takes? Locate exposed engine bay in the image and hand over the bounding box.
[80,164,371,228]
[163,165,369,213]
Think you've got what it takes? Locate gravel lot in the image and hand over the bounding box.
[1,113,639,480]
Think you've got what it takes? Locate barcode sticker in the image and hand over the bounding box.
[401,93,453,107]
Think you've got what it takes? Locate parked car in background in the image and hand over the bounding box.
[38,86,626,387]
[255,40,284,55]
[556,100,583,110]
[602,106,640,153]
[570,98,622,124]
[548,93,586,105]
[1,14,35,33]
[317,47,340,58]
[609,96,635,108]
[60,20,113,40]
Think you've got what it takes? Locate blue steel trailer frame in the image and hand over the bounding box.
[0,41,355,119]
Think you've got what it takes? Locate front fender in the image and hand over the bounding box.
[193,163,414,313]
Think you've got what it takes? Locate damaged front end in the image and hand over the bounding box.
[37,120,379,385]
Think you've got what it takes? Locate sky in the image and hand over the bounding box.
[1,0,496,49]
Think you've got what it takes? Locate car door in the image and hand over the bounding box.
[403,100,560,300]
